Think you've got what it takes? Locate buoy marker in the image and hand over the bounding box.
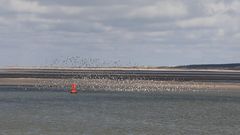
[70,83,77,94]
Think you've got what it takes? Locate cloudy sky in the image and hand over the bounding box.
[0,0,239,67]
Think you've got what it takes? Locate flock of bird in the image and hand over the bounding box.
[50,56,135,67]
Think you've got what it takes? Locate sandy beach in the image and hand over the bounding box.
[1,67,240,91]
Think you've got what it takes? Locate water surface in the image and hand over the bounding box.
[0,86,240,135]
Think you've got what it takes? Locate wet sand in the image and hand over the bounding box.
[1,78,240,91]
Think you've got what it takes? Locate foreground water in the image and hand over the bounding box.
[0,86,240,135]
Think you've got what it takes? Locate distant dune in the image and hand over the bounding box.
[175,63,240,70]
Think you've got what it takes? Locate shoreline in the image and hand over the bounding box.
[2,67,240,72]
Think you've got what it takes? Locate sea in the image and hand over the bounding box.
[0,86,240,135]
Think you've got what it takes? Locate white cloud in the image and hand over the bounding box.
[0,0,239,66]
[144,31,172,37]
[216,29,225,37]
[0,16,9,24]
[54,6,86,15]
[128,1,188,18]
[0,0,86,15]
[176,16,217,28]
[176,13,240,31]
[16,14,61,24]
[204,0,240,15]
[7,0,49,13]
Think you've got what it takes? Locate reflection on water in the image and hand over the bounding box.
[0,87,240,135]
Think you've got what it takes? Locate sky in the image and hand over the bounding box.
[0,0,239,67]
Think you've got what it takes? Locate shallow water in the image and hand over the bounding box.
[0,86,240,135]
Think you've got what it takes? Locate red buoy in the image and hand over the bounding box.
[70,83,77,94]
